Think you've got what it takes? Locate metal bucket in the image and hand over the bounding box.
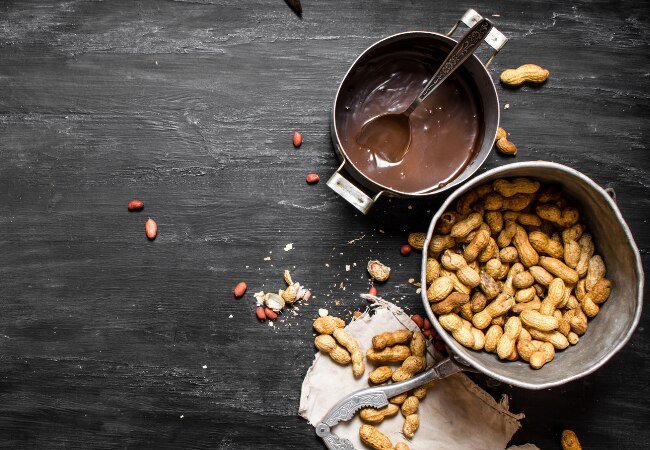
[327,9,508,214]
[420,161,644,389]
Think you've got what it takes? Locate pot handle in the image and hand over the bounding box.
[447,8,508,67]
[327,160,384,215]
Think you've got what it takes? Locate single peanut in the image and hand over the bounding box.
[359,404,399,424]
[372,330,413,351]
[496,133,517,156]
[435,211,461,234]
[332,328,365,377]
[428,235,456,256]
[314,334,351,364]
[479,271,501,299]
[368,366,393,384]
[425,258,441,283]
[439,313,475,348]
[529,265,555,287]
[485,193,534,211]
[520,309,559,331]
[463,229,490,263]
[441,250,480,288]
[540,278,566,315]
[528,231,565,259]
[535,204,579,228]
[511,297,542,314]
[401,396,419,416]
[485,210,504,234]
[484,324,503,353]
[512,224,539,267]
[359,424,393,450]
[450,212,483,239]
[497,316,522,360]
[515,286,536,303]
[497,221,518,248]
[390,393,408,405]
[472,292,515,329]
[366,345,410,363]
[539,256,579,285]
[588,278,611,304]
[586,255,606,291]
[478,237,499,263]
[427,276,454,302]
[407,232,426,250]
[561,429,582,450]
[403,414,419,439]
[493,178,540,197]
[575,234,594,277]
[517,339,543,362]
[528,328,569,350]
[530,341,555,369]
[500,64,549,86]
[313,316,345,334]
[392,356,426,382]
[570,309,588,335]
[430,292,470,315]
[367,260,391,282]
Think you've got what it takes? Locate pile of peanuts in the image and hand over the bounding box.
[408,177,611,369]
[313,318,435,450]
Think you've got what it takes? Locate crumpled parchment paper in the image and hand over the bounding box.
[299,299,539,450]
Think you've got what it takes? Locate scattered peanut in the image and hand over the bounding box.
[500,64,549,86]
[368,366,393,385]
[314,334,351,365]
[359,424,393,450]
[366,345,410,363]
[313,316,345,334]
[359,404,399,424]
[402,414,419,439]
[372,330,413,351]
[332,328,365,377]
[367,260,391,282]
[561,430,582,450]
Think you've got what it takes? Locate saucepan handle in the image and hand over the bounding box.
[327,160,384,215]
[447,8,508,67]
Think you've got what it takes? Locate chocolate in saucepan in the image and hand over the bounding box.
[335,38,484,194]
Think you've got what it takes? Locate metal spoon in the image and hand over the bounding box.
[356,18,493,163]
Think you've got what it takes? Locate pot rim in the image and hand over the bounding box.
[331,30,500,197]
[419,161,644,389]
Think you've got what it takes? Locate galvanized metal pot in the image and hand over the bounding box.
[420,161,644,389]
[327,9,508,214]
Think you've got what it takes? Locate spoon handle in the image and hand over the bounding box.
[405,18,493,115]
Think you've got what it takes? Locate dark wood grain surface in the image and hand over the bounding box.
[0,0,648,448]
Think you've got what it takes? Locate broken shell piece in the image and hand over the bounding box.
[281,282,300,304]
[367,260,391,282]
[284,270,293,286]
[264,293,285,312]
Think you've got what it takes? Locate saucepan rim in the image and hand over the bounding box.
[331,30,500,197]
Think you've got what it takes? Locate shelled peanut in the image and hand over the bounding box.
[358,330,434,446]
[408,177,612,370]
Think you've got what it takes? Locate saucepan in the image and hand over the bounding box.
[327,9,508,214]
[315,162,643,448]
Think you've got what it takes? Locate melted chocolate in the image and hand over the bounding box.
[335,38,484,194]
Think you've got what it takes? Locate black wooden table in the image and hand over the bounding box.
[1,1,648,448]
